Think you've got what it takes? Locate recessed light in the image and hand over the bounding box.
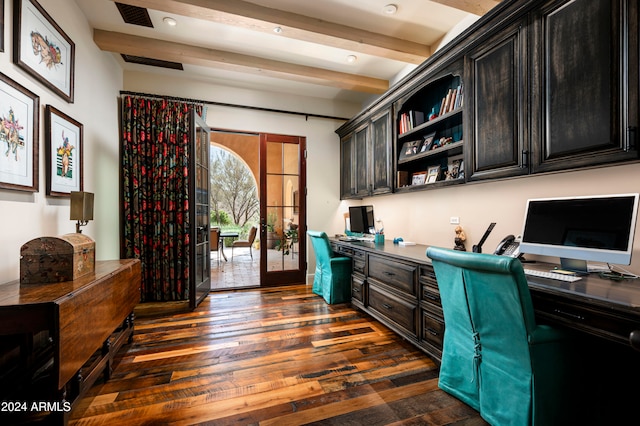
[383,4,398,15]
[163,17,177,27]
[273,26,283,34]
[347,55,358,63]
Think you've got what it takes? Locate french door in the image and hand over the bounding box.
[189,112,211,308]
[260,133,306,286]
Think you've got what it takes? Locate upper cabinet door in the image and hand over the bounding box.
[353,124,370,198]
[465,19,529,181]
[340,133,355,199]
[531,0,638,173]
[370,109,393,195]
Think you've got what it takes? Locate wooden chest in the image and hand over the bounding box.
[20,233,95,284]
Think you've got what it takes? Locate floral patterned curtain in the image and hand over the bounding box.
[121,95,203,302]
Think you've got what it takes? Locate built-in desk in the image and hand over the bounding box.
[330,238,640,360]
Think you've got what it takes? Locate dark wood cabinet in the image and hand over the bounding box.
[337,0,639,197]
[340,133,354,199]
[465,19,529,181]
[339,108,393,199]
[530,0,638,173]
[332,240,445,362]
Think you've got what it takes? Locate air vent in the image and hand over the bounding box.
[115,3,154,27]
[121,55,184,71]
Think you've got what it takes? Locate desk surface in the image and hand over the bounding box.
[331,238,640,348]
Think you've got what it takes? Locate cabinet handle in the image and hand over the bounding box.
[353,287,360,293]
[426,327,439,336]
[384,271,396,277]
[521,150,529,168]
[382,303,393,310]
[553,308,585,321]
[423,293,439,301]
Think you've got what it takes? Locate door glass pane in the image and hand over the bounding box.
[266,141,299,272]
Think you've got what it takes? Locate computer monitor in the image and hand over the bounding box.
[519,193,639,269]
[349,205,375,235]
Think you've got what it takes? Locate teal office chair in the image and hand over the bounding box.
[308,231,352,304]
[426,247,576,426]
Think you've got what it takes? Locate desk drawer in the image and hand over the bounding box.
[369,284,418,336]
[368,255,417,297]
[351,274,366,304]
[421,309,444,349]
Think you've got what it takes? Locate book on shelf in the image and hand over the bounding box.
[438,85,463,116]
[398,110,425,134]
[397,171,409,187]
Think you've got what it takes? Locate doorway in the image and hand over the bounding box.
[209,131,306,289]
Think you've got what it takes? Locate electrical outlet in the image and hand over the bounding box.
[450,216,460,224]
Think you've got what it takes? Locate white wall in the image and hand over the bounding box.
[342,163,640,274]
[0,0,123,280]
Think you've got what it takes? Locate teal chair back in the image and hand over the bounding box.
[308,231,352,304]
[427,247,575,426]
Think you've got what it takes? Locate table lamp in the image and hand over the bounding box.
[70,191,94,233]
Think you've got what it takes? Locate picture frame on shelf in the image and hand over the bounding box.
[426,165,441,183]
[14,0,75,103]
[398,140,421,161]
[45,105,83,196]
[420,132,436,153]
[0,71,39,192]
[411,171,427,186]
[446,156,464,180]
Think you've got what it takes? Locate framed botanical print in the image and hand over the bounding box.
[0,0,5,52]
[45,105,82,196]
[13,0,75,102]
[0,72,39,192]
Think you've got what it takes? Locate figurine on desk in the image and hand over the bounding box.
[454,225,466,251]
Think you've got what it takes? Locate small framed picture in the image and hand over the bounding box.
[399,140,421,161]
[427,165,441,183]
[0,71,39,192]
[446,157,464,180]
[420,132,436,153]
[14,0,75,102]
[45,105,83,196]
[411,171,427,186]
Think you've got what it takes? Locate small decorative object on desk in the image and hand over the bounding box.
[454,225,466,251]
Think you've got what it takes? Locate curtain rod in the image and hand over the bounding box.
[119,91,350,122]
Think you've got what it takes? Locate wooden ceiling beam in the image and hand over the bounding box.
[110,0,431,64]
[430,0,500,16]
[94,29,389,94]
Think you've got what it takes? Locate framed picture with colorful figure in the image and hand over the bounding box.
[0,71,39,192]
[45,105,82,196]
[13,0,75,102]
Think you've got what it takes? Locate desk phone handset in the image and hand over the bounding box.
[494,234,522,258]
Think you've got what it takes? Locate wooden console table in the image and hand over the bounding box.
[0,259,141,423]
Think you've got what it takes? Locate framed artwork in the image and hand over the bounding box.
[427,165,441,183]
[0,0,4,52]
[0,72,39,192]
[45,105,82,196]
[411,171,427,186]
[420,132,436,153]
[13,0,75,103]
[398,140,421,161]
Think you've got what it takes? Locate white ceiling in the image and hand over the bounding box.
[74,0,498,104]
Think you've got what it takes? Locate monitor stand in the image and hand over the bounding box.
[560,258,588,274]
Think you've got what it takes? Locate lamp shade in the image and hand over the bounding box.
[70,191,94,221]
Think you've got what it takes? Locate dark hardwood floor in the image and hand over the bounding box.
[69,285,485,425]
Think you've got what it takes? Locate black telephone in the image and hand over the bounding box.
[494,234,522,258]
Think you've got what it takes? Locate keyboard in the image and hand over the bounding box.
[524,268,582,282]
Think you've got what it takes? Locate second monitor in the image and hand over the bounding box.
[349,205,375,235]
